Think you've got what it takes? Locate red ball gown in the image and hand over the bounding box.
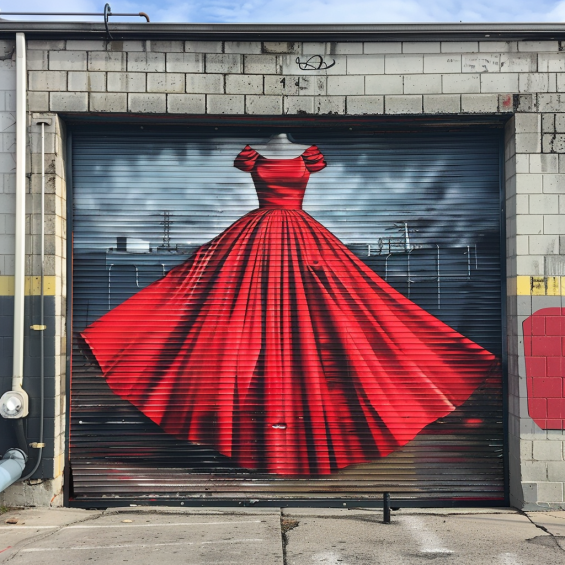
[81,145,497,476]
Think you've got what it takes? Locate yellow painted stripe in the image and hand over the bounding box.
[515,275,565,296]
[0,276,57,296]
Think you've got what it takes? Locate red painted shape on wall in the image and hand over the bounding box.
[523,307,565,430]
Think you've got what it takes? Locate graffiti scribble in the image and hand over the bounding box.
[295,55,336,71]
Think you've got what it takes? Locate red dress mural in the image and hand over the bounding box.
[81,145,497,475]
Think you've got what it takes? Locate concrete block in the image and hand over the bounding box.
[206,54,243,74]
[314,96,345,114]
[365,75,403,94]
[327,75,364,95]
[553,113,565,132]
[49,92,88,112]
[403,42,440,53]
[346,96,384,114]
[347,54,384,75]
[128,93,166,113]
[539,53,565,72]
[284,96,314,114]
[557,74,565,92]
[424,94,460,114]
[222,74,262,95]
[89,93,127,113]
[0,70,15,90]
[167,94,206,114]
[424,54,461,73]
[515,133,542,153]
[385,95,422,114]
[480,41,518,52]
[529,193,558,214]
[66,40,106,51]
[544,215,565,234]
[166,53,204,73]
[107,72,145,92]
[442,74,480,93]
[385,54,423,74]
[27,40,65,50]
[332,43,363,54]
[481,73,519,93]
[127,53,165,73]
[500,93,515,113]
[244,55,278,74]
[441,42,479,53]
[295,76,326,96]
[280,54,345,75]
[543,174,565,193]
[529,234,559,254]
[186,74,224,94]
[519,41,559,52]
[49,50,87,71]
[537,482,564,502]
[538,94,565,112]
[264,75,299,95]
[516,154,530,173]
[516,173,543,193]
[27,92,49,112]
[29,71,67,92]
[224,42,261,54]
[543,112,555,133]
[461,94,498,113]
[88,52,126,72]
[261,42,300,54]
[522,482,538,503]
[515,113,541,133]
[547,461,565,482]
[27,50,49,71]
[302,42,328,55]
[245,95,283,115]
[185,41,223,53]
[521,461,547,481]
[147,73,185,94]
[108,41,145,52]
[364,43,401,54]
[68,72,106,92]
[516,214,543,234]
[519,73,549,93]
[501,53,537,73]
[404,74,441,94]
[207,94,245,114]
[150,41,183,52]
[463,54,501,73]
[530,154,558,173]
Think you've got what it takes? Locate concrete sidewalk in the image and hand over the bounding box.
[0,507,563,564]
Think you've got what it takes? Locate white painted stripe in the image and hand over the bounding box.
[22,538,263,552]
[400,516,453,555]
[66,520,263,529]
[499,553,520,565]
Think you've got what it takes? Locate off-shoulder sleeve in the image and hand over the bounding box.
[302,145,327,173]
[234,145,260,172]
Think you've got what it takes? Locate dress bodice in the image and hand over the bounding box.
[234,145,327,210]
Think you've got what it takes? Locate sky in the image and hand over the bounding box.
[3,0,565,23]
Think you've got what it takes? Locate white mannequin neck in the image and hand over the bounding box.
[253,133,311,159]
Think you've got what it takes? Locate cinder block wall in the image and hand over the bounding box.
[0,36,563,508]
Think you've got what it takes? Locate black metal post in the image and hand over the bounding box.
[383,492,391,524]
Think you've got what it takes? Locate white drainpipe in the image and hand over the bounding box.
[0,33,29,429]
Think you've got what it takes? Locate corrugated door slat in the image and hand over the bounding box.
[70,128,504,504]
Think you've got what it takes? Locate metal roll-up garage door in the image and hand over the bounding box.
[69,126,504,506]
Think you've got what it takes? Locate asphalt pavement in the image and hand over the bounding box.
[0,506,563,564]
